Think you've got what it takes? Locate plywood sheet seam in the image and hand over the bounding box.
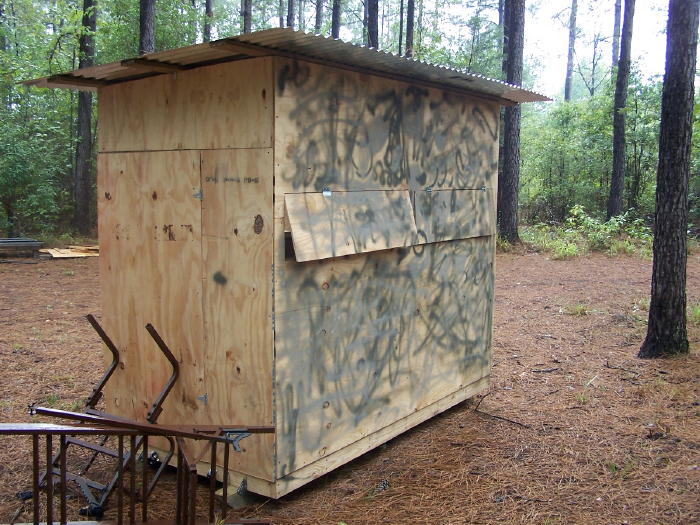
[271,56,279,483]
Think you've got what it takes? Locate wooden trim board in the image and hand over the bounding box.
[157,375,488,498]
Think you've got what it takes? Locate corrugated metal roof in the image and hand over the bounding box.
[24,28,549,104]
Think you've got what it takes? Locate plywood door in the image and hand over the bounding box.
[98,150,206,429]
[200,149,275,480]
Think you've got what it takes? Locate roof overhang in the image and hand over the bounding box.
[24,28,550,105]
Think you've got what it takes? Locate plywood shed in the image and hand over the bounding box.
[26,28,547,498]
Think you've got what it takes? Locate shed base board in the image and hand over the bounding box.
[169,375,489,499]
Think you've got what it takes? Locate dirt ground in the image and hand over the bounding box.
[0,250,698,524]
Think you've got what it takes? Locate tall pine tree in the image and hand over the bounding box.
[497,0,525,243]
[639,0,699,358]
[607,0,635,219]
[73,0,96,234]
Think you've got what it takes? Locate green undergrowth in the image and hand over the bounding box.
[689,301,700,326]
[36,232,97,248]
[520,205,653,260]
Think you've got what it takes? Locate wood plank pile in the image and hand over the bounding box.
[39,245,99,258]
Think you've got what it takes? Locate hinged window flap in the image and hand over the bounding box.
[285,190,418,262]
[414,188,495,243]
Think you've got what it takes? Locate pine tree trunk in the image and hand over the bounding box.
[139,0,155,54]
[497,0,524,244]
[398,0,404,55]
[242,0,251,33]
[0,0,6,55]
[363,0,368,44]
[204,0,213,41]
[639,0,698,359]
[73,0,96,235]
[612,0,621,67]
[416,0,424,52]
[331,0,340,38]
[367,0,379,48]
[287,0,295,28]
[564,0,577,101]
[607,0,635,219]
[279,0,284,27]
[589,36,599,96]
[497,0,505,207]
[405,0,414,57]
[314,0,323,33]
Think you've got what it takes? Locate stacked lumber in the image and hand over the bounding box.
[39,245,99,258]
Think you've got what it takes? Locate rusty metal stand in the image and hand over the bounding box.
[17,314,274,522]
[30,315,180,518]
[2,420,272,524]
[7,314,274,523]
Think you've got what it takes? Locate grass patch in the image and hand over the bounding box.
[496,235,513,253]
[689,301,700,326]
[562,303,592,316]
[633,297,650,312]
[42,393,60,406]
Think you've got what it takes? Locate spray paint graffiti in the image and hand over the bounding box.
[274,59,497,478]
[276,60,499,194]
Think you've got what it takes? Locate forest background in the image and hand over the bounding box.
[0,0,695,251]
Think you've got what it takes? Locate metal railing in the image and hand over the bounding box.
[1,420,271,524]
[1,314,274,524]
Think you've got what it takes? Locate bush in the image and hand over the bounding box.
[521,205,653,258]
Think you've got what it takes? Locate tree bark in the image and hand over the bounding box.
[73,0,96,235]
[497,0,524,244]
[279,0,284,27]
[367,0,379,48]
[314,0,323,33]
[612,0,622,67]
[0,0,6,55]
[497,0,505,214]
[363,0,368,44]
[398,0,404,55]
[564,0,577,101]
[639,0,698,359]
[203,0,214,41]
[242,0,251,33]
[331,0,340,38]
[405,0,415,57]
[139,0,154,54]
[287,0,295,28]
[607,0,635,219]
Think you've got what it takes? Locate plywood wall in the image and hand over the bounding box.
[99,57,273,152]
[97,54,498,489]
[273,58,498,479]
[98,57,275,479]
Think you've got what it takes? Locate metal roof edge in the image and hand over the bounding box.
[23,28,551,103]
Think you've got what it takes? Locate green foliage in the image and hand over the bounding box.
[521,71,663,224]
[689,302,700,326]
[521,205,652,258]
[0,89,74,236]
[496,235,513,253]
[1,0,697,243]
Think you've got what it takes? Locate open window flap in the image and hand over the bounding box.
[415,188,496,244]
[285,190,418,262]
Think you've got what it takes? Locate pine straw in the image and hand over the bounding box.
[1,253,699,524]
